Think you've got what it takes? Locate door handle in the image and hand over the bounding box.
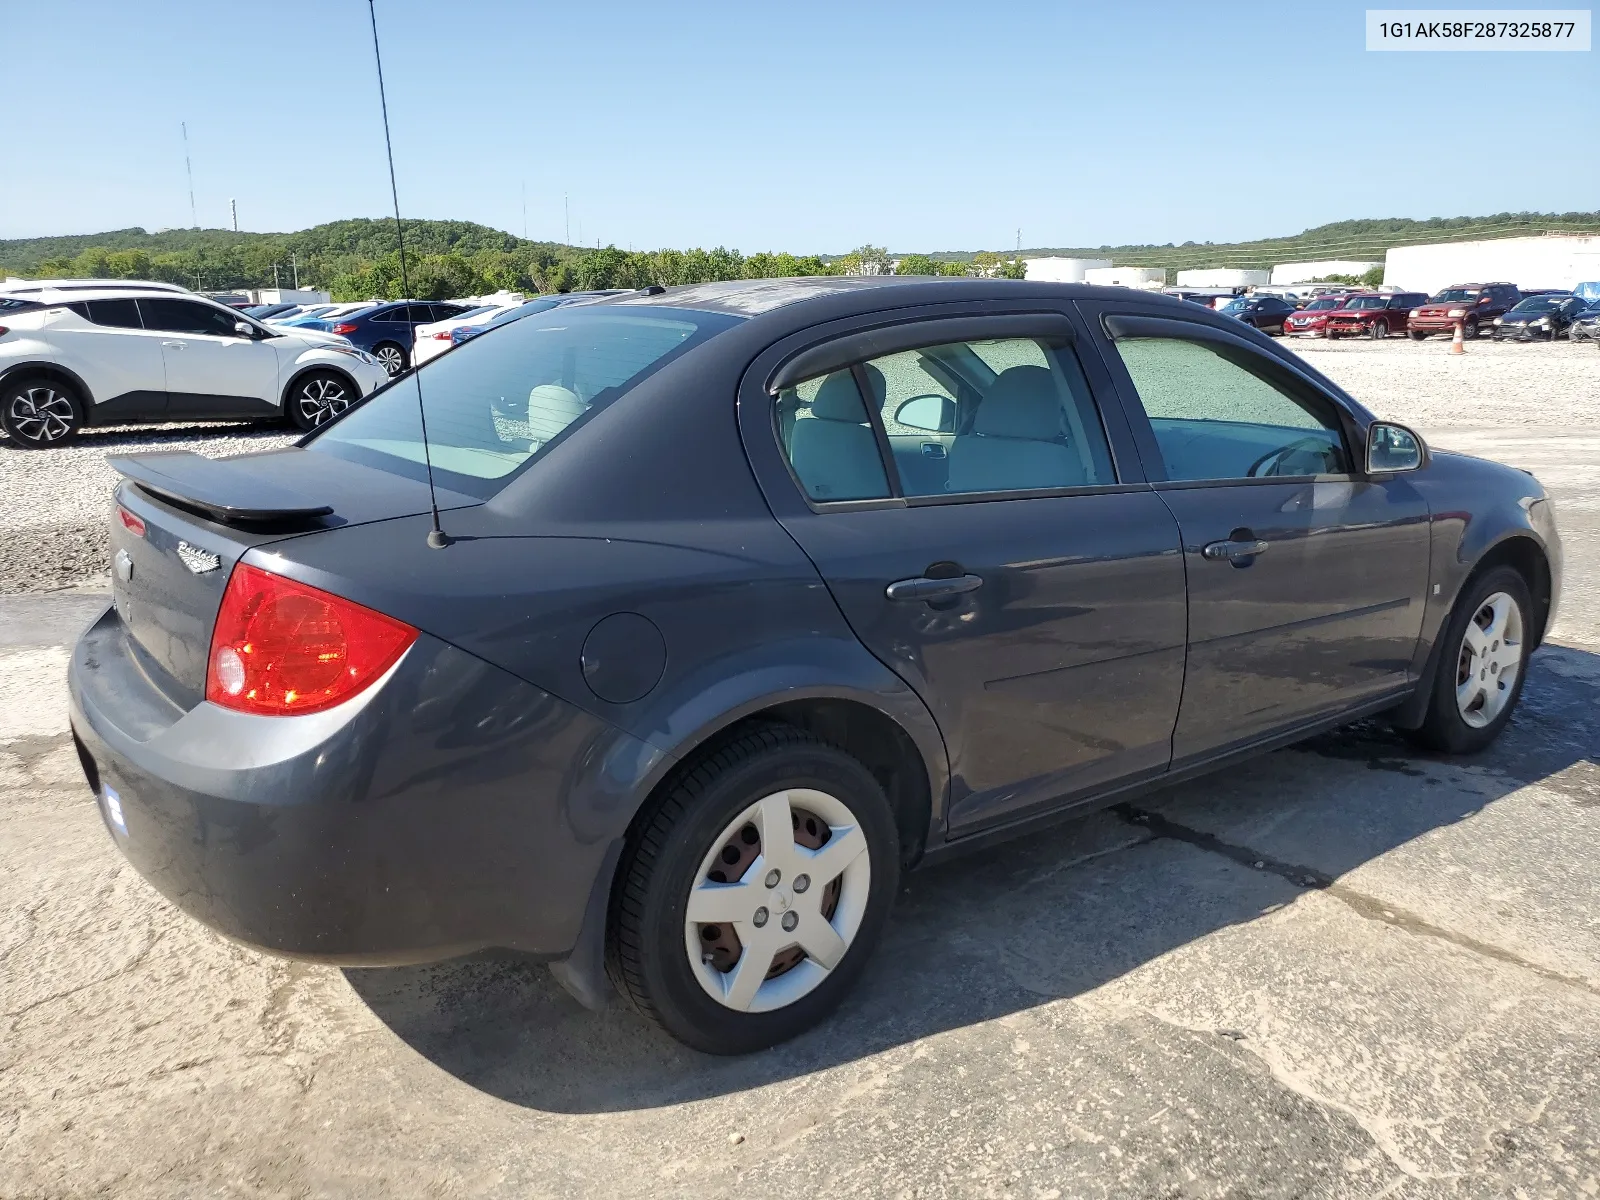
[885,573,984,601]
[161,340,186,349]
[1201,538,1269,562]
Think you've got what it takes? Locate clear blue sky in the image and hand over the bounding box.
[6,0,1594,252]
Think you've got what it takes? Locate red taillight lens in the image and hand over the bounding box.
[0,325,10,337]
[430,331,453,340]
[206,563,417,716]
[330,323,358,335]
[116,505,146,537]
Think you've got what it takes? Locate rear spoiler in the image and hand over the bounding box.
[107,451,335,525]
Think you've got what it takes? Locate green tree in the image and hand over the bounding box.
[895,254,940,276]
[1361,265,1385,288]
[105,249,151,278]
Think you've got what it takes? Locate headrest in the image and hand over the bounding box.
[973,366,1061,440]
[527,383,585,444]
[809,364,886,422]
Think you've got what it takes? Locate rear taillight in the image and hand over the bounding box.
[116,505,146,537]
[330,323,358,335]
[0,325,9,337]
[206,563,416,716]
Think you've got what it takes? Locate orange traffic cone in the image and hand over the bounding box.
[1450,321,1465,355]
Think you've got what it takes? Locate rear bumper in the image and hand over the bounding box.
[68,605,662,966]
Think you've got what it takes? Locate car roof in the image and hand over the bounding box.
[604,275,1217,320]
[0,279,193,299]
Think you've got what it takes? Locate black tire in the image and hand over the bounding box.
[1463,317,1480,340]
[1409,331,1428,341]
[1,377,84,448]
[373,342,408,376]
[1407,565,1533,754]
[1370,319,1389,340]
[607,724,901,1055]
[1569,325,1583,343]
[286,370,358,432]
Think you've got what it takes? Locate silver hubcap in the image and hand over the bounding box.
[1456,591,1524,728]
[295,377,349,426]
[376,346,404,375]
[6,386,75,442]
[685,788,871,1013]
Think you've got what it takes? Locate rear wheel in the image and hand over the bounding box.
[1,378,83,448]
[1370,319,1389,340]
[1408,565,1532,754]
[373,342,408,376]
[287,370,357,432]
[607,725,900,1054]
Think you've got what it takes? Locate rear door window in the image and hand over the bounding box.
[73,298,144,327]
[776,334,1115,501]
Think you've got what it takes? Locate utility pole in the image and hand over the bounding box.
[273,263,280,287]
[1016,228,1021,253]
[230,198,238,232]
[291,253,299,289]
[182,123,198,229]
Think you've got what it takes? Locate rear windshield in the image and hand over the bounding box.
[307,305,738,498]
[1510,295,1567,312]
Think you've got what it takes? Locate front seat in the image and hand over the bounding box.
[788,367,888,501]
[946,365,1082,493]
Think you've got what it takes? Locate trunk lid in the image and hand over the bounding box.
[106,447,478,707]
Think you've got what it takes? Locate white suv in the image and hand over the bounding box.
[0,283,391,448]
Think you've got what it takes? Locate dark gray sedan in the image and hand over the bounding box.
[69,278,1562,1054]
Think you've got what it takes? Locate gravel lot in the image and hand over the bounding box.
[0,337,1592,593]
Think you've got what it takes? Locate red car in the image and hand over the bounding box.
[1407,283,1521,340]
[1282,294,1351,337]
[1324,292,1429,340]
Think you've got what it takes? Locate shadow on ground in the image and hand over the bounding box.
[346,645,1599,1115]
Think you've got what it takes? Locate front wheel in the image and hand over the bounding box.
[1410,331,1428,341]
[1,379,83,448]
[1464,317,1480,340]
[1407,565,1533,754]
[373,342,408,376]
[1370,319,1389,340]
[607,725,900,1054]
[287,370,357,432]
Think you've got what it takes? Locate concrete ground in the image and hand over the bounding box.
[3,348,1599,1196]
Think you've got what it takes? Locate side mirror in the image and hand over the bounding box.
[1367,422,1423,474]
[234,321,255,337]
[894,394,955,433]
[1478,296,1493,305]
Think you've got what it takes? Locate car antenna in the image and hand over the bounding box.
[367,0,449,549]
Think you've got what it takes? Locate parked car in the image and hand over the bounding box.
[1282,294,1352,337]
[1492,293,1586,341]
[272,303,372,330]
[411,303,516,366]
[306,301,474,375]
[1324,292,1429,340]
[241,303,302,321]
[1407,283,1521,340]
[0,284,390,445]
[67,278,1562,1053]
[1567,301,1600,342]
[1218,293,1295,334]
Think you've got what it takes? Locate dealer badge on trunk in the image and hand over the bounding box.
[176,541,221,575]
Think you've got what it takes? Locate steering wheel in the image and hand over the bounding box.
[1245,435,1333,478]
